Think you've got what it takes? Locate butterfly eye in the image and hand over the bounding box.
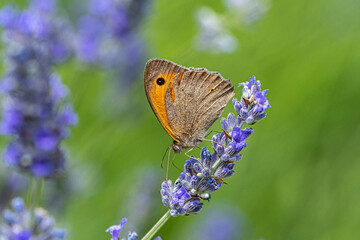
[156,77,166,86]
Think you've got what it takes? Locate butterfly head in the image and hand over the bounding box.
[170,141,182,154]
[170,138,204,154]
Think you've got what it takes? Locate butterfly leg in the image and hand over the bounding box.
[184,147,195,159]
[199,138,227,148]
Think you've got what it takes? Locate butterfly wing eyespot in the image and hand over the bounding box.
[210,88,215,92]
[156,77,165,86]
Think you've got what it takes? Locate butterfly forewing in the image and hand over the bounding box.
[144,59,187,141]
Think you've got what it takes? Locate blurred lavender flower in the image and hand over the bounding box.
[76,0,151,89]
[160,77,270,217]
[194,0,269,54]
[0,197,67,239]
[224,0,269,25]
[234,75,271,124]
[44,163,101,212]
[0,1,78,178]
[106,218,161,240]
[122,167,161,234]
[190,207,243,240]
[0,168,27,211]
[194,7,237,54]
[0,0,73,63]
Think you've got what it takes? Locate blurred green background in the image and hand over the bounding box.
[1,0,360,239]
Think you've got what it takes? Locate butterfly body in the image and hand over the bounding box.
[144,59,234,153]
[170,136,204,154]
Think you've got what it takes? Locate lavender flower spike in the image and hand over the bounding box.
[160,77,270,217]
[0,197,67,239]
[0,2,78,178]
[106,218,161,240]
[106,218,127,240]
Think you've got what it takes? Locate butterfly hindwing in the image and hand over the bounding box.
[165,68,235,141]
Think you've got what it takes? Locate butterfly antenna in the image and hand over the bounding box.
[161,146,170,168]
[205,130,221,138]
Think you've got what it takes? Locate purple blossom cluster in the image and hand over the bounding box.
[76,0,150,86]
[0,197,67,239]
[106,218,161,240]
[161,76,270,217]
[234,75,271,124]
[0,0,78,178]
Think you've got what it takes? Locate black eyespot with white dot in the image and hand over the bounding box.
[156,77,165,86]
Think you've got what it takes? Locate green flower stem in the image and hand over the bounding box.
[36,178,43,206]
[26,176,34,207]
[27,177,44,223]
[142,210,171,240]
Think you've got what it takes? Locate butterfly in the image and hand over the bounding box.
[144,58,234,154]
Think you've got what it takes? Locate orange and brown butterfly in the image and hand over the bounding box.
[144,58,235,154]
